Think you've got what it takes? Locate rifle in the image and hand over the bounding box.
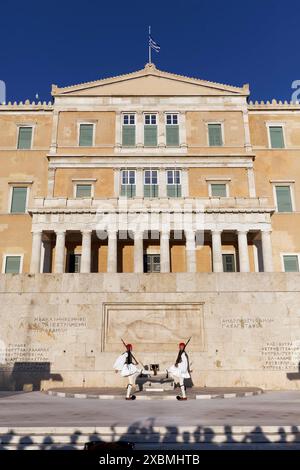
[121,338,145,368]
[175,337,192,366]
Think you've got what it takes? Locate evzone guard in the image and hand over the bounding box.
[167,339,191,401]
[113,340,152,400]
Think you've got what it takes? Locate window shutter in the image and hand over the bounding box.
[211,184,227,197]
[270,127,284,148]
[76,184,92,198]
[79,124,93,146]
[166,125,179,146]
[122,126,136,146]
[208,124,222,146]
[11,187,27,213]
[121,185,136,197]
[222,254,235,272]
[5,256,21,273]
[18,127,32,149]
[144,185,158,197]
[144,125,157,146]
[276,186,292,212]
[167,184,181,197]
[283,255,299,272]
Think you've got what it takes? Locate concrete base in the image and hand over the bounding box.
[0,273,300,391]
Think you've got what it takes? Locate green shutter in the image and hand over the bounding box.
[211,184,227,197]
[79,124,93,146]
[208,124,222,146]
[122,126,136,146]
[11,187,27,213]
[144,125,157,146]
[5,256,21,273]
[283,255,299,272]
[276,186,292,212]
[144,185,158,197]
[121,185,136,197]
[18,127,32,149]
[76,184,92,198]
[270,127,284,148]
[222,254,235,272]
[167,184,182,197]
[166,125,179,147]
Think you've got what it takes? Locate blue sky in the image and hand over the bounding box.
[0,0,299,102]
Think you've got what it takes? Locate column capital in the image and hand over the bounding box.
[237,229,249,235]
[81,229,92,236]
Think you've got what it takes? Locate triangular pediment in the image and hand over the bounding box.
[52,63,249,97]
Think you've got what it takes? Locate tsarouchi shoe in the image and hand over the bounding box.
[125,395,136,400]
[176,396,187,401]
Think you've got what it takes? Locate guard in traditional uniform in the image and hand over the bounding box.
[167,342,190,400]
[113,343,151,400]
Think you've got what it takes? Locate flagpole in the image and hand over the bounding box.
[148,25,151,64]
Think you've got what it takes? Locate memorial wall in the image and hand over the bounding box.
[0,273,299,390]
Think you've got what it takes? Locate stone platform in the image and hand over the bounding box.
[46,386,263,400]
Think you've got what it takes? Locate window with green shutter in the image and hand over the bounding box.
[5,256,21,273]
[283,255,299,272]
[120,170,136,197]
[208,124,223,146]
[76,184,92,198]
[211,183,227,197]
[275,186,293,212]
[166,169,181,197]
[144,115,157,147]
[17,127,33,149]
[166,114,179,146]
[222,254,235,272]
[122,114,136,147]
[144,170,158,197]
[10,187,27,213]
[269,126,284,148]
[79,124,94,147]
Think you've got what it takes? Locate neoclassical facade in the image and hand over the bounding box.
[0,63,299,275]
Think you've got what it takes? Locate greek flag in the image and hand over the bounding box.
[149,35,160,53]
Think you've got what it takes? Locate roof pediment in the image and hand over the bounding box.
[52,63,249,97]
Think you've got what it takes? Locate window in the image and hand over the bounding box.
[144,170,158,197]
[4,255,21,273]
[275,185,293,212]
[269,126,284,148]
[222,254,236,272]
[122,114,136,147]
[121,170,136,197]
[69,254,81,273]
[17,126,33,149]
[76,184,92,198]
[166,114,179,147]
[208,123,223,146]
[144,114,157,147]
[210,183,227,197]
[10,187,27,213]
[144,254,160,273]
[283,255,299,272]
[79,124,94,147]
[167,169,181,197]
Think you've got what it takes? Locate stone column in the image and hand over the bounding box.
[211,230,223,272]
[42,239,52,273]
[158,112,165,148]
[160,230,170,273]
[159,169,167,197]
[30,231,42,273]
[237,230,250,272]
[136,168,143,197]
[134,231,144,273]
[107,230,118,273]
[81,230,92,273]
[185,231,196,273]
[261,230,273,272]
[54,231,66,273]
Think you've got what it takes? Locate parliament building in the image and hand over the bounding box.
[0,64,299,391]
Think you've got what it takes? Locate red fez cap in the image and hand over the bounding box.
[126,344,133,350]
[179,342,185,348]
